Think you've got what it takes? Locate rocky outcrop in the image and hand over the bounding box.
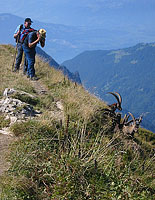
[0,88,41,130]
[0,88,65,135]
[0,97,39,119]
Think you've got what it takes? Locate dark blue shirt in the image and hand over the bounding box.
[23,31,38,52]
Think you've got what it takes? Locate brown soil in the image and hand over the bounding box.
[31,79,48,95]
[0,134,14,176]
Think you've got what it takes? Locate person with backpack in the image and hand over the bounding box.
[22,29,46,80]
[13,18,33,74]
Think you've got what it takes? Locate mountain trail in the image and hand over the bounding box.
[0,71,62,178]
[0,133,14,176]
[30,78,48,95]
[0,74,48,178]
[17,67,49,95]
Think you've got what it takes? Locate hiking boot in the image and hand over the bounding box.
[30,76,39,81]
[12,69,19,73]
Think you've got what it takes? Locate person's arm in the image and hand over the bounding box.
[13,25,23,39]
[14,30,20,39]
[28,33,45,48]
[28,37,40,48]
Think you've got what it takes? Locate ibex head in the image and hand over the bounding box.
[122,112,142,136]
[108,92,122,112]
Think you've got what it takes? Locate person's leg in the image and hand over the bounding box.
[24,50,36,78]
[14,43,23,71]
[23,54,28,75]
[22,46,29,76]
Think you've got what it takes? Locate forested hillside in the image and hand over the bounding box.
[62,42,155,132]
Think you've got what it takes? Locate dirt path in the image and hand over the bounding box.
[18,67,49,95]
[0,76,56,178]
[31,79,48,95]
[0,78,48,177]
[0,134,14,176]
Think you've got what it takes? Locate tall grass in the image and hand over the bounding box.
[0,45,36,95]
[1,119,154,199]
[0,45,154,200]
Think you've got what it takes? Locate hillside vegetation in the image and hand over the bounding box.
[62,42,155,132]
[0,45,154,200]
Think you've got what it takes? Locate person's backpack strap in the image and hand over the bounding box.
[20,28,35,43]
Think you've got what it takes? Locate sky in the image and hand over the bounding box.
[0,0,155,62]
[0,0,155,28]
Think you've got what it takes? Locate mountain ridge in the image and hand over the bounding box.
[1,13,155,63]
[62,42,155,132]
[36,47,81,84]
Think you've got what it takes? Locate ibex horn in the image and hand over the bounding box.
[122,114,130,125]
[128,112,136,125]
[115,92,122,104]
[108,92,122,105]
[137,116,143,124]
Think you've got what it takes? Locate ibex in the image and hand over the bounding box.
[122,112,142,137]
[104,92,122,119]
[108,92,122,112]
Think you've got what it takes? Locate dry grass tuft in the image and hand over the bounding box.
[0,45,154,200]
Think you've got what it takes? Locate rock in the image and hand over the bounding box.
[0,127,13,136]
[9,116,18,125]
[3,88,16,97]
[0,88,42,124]
[56,101,64,111]
[3,88,35,99]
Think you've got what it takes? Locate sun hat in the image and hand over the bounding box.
[39,29,46,39]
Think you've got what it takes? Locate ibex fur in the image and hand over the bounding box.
[122,112,142,137]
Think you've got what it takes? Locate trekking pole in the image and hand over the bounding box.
[12,24,23,72]
[12,38,19,72]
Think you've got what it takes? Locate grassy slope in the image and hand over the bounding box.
[0,45,154,200]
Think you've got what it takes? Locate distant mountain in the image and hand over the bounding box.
[36,47,81,84]
[0,13,81,83]
[36,47,59,67]
[1,0,155,27]
[62,43,155,132]
[1,13,155,63]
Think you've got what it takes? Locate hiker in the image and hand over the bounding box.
[13,18,33,74]
[22,29,46,80]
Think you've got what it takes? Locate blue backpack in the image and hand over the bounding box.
[20,28,35,43]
